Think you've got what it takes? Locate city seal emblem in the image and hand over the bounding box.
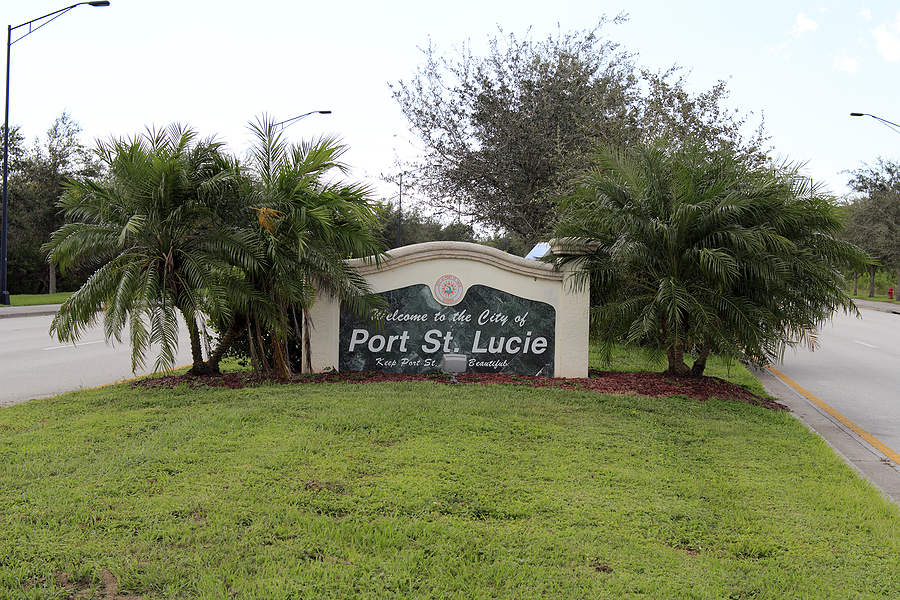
[434,274,464,305]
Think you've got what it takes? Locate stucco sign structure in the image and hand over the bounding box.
[305,241,589,378]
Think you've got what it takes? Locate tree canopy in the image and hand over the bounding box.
[45,124,251,374]
[842,157,900,295]
[391,17,768,251]
[846,157,900,197]
[5,112,98,294]
[553,141,870,376]
[213,116,387,377]
[44,120,386,377]
[372,201,476,249]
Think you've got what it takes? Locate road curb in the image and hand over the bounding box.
[852,298,900,314]
[0,304,62,319]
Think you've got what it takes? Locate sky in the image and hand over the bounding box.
[4,0,900,205]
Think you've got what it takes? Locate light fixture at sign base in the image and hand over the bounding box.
[442,353,467,383]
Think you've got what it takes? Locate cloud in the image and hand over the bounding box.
[769,13,819,56]
[791,13,819,36]
[873,13,900,62]
[859,9,872,20]
[833,53,860,72]
[766,40,791,56]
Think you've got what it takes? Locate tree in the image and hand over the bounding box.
[637,68,769,167]
[841,195,900,297]
[9,112,99,294]
[44,124,254,374]
[2,122,27,293]
[373,202,476,249]
[846,157,900,196]
[391,17,768,252]
[843,158,900,294]
[0,123,26,167]
[553,141,870,376]
[45,118,388,378]
[207,116,387,377]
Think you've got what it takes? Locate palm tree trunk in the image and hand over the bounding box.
[272,302,293,379]
[691,339,713,377]
[183,312,208,375]
[272,338,291,379]
[301,308,313,374]
[244,314,261,376]
[250,319,272,376]
[205,316,243,373]
[666,339,691,376]
[853,271,858,296]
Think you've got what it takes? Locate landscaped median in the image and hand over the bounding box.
[1,373,898,598]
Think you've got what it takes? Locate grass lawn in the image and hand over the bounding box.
[851,293,894,303]
[3,293,72,307]
[1,372,898,598]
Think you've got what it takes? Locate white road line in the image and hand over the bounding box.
[852,340,877,348]
[43,340,106,351]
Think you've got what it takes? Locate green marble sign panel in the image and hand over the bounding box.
[340,284,555,375]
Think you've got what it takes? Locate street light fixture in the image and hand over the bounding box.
[850,112,900,135]
[2,1,111,305]
[273,110,331,131]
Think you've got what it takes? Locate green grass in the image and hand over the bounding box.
[852,293,899,304]
[3,292,72,307]
[1,378,898,598]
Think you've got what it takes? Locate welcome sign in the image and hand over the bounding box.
[304,241,588,379]
[339,281,556,375]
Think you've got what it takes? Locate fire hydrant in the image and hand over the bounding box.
[890,286,894,300]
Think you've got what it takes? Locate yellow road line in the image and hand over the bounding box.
[767,365,900,465]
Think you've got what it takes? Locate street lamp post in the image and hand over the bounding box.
[1,1,110,305]
[390,134,425,249]
[274,110,331,131]
[398,171,403,248]
[850,112,900,135]
[393,167,426,249]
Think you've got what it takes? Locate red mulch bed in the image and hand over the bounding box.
[134,368,787,411]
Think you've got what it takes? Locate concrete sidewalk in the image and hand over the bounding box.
[851,297,900,315]
[0,303,63,318]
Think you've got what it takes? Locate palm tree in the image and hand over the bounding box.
[44,124,258,374]
[554,141,871,376]
[206,116,386,377]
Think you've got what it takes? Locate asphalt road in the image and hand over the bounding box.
[0,307,194,408]
[773,303,900,458]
